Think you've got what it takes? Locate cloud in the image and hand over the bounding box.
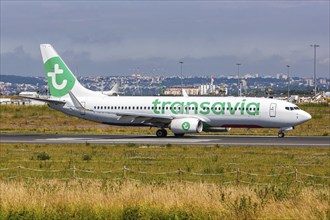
[0,46,43,76]
[1,1,329,77]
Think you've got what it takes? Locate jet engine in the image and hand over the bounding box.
[170,118,203,134]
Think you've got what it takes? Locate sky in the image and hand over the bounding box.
[1,1,329,78]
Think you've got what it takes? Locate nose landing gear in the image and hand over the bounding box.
[278,126,294,138]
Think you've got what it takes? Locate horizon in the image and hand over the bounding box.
[1,73,329,80]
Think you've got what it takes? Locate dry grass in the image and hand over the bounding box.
[0,143,329,219]
[1,179,329,219]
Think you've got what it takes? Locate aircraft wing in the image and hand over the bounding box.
[19,96,66,105]
[114,111,174,125]
[113,111,207,127]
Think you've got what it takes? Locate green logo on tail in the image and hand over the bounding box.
[44,57,75,97]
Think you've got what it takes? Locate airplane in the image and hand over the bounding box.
[103,82,120,96]
[22,44,312,138]
[98,82,120,96]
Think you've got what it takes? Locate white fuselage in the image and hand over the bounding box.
[50,95,311,129]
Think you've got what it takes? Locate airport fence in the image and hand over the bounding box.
[0,165,329,187]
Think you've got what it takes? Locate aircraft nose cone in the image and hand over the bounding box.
[301,111,312,122]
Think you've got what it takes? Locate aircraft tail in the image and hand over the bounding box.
[110,82,119,93]
[40,44,95,98]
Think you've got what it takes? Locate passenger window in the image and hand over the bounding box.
[290,107,294,111]
[285,107,289,110]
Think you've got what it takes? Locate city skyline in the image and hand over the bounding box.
[1,1,329,77]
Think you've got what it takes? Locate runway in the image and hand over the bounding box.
[1,133,329,146]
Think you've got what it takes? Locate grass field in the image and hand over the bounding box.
[0,102,329,136]
[1,144,330,183]
[1,103,329,219]
[0,144,329,219]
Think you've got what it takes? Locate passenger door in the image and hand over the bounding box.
[269,103,276,117]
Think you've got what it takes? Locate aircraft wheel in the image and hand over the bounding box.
[174,133,185,137]
[278,132,285,138]
[156,129,167,137]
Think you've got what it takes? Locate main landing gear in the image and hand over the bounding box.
[278,131,285,138]
[155,129,185,138]
[156,129,167,137]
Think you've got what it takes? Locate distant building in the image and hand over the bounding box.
[0,98,11,104]
[199,84,216,95]
[276,73,288,80]
[305,79,314,87]
[19,91,39,98]
[319,79,327,84]
[164,86,199,96]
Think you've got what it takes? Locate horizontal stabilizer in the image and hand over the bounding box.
[19,95,66,105]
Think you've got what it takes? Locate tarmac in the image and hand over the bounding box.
[1,133,329,146]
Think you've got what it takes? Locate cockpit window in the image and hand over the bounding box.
[285,106,300,111]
